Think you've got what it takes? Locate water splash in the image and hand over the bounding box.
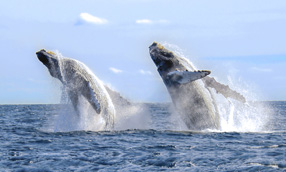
[52,95,107,132]
[114,103,151,130]
[217,84,272,132]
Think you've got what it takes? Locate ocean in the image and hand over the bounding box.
[0,102,286,171]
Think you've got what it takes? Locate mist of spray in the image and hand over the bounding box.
[114,103,151,130]
[51,90,151,132]
[215,77,273,132]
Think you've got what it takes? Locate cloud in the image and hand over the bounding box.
[79,13,108,25]
[136,19,169,24]
[139,69,153,75]
[251,67,272,72]
[136,19,153,24]
[109,67,123,74]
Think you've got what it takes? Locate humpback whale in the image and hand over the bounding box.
[36,49,115,129]
[149,42,246,130]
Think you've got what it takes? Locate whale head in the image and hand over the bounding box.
[36,49,63,82]
[149,42,180,76]
[149,42,212,86]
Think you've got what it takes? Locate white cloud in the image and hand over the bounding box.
[136,19,169,24]
[139,69,153,75]
[251,67,272,72]
[109,67,123,74]
[136,19,153,24]
[79,13,108,24]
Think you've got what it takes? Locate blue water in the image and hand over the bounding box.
[0,102,286,171]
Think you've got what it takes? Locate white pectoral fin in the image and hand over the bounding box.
[167,70,211,84]
[204,76,246,103]
[82,82,101,114]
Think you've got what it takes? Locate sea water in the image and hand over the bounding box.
[0,102,286,171]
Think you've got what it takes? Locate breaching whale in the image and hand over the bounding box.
[36,49,115,129]
[149,42,246,130]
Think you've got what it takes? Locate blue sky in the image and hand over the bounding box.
[0,0,285,104]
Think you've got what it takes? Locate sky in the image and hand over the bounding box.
[0,0,286,104]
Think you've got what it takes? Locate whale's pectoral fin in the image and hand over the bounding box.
[81,81,101,114]
[167,70,211,84]
[203,76,246,103]
[68,90,80,115]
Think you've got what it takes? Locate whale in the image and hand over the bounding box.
[149,42,246,130]
[36,49,115,129]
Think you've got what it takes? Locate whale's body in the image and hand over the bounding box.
[149,42,245,130]
[36,50,115,129]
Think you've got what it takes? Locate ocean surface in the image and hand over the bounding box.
[0,102,286,171]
